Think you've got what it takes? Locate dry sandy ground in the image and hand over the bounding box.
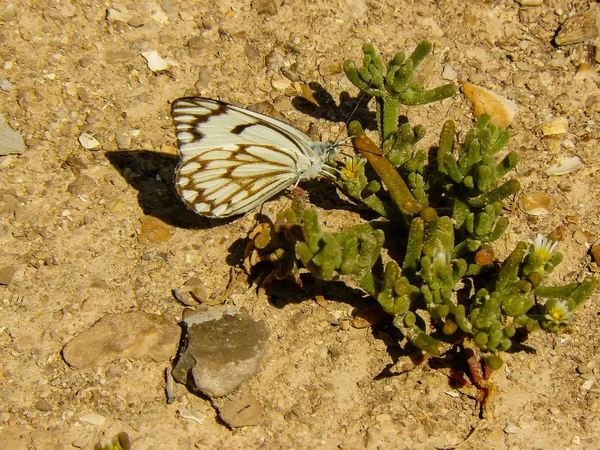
[1,0,599,449]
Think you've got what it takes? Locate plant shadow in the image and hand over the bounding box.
[291,81,377,132]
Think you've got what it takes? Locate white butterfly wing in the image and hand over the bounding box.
[172,97,317,218]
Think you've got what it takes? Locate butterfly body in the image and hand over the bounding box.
[171,97,338,218]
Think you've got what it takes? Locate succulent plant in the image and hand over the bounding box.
[95,432,130,450]
[246,42,597,409]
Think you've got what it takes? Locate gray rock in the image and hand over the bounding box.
[34,399,53,412]
[214,391,263,428]
[0,115,25,156]
[187,36,215,58]
[0,79,14,92]
[160,0,179,14]
[0,266,16,285]
[172,277,207,306]
[555,7,600,46]
[67,175,95,195]
[115,131,132,149]
[62,312,180,369]
[173,307,269,397]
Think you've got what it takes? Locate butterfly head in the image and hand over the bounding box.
[302,141,341,180]
[311,141,340,161]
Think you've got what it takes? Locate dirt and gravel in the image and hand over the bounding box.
[1,1,599,449]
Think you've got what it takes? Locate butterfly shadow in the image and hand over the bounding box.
[291,82,377,132]
[105,150,226,230]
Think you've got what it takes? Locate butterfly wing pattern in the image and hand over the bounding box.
[171,97,339,218]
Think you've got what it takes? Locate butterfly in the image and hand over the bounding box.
[171,97,340,218]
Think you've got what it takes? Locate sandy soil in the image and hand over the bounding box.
[1,0,599,449]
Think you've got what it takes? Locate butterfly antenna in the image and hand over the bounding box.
[338,148,355,159]
[333,89,371,145]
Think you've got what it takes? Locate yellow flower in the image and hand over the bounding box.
[340,155,366,182]
[531,234,558,263]
[545,300,572,324]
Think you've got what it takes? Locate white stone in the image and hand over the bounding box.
[141,50,170,72]
[546,156,583,175]
[441,64,457,80]
[540,117,568,135]
[79,412,106,426]
[78,132,100,149]
[178,408,205,424]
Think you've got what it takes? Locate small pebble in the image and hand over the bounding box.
[519,191,552,216]
[573,229,589,245]
[549,406,561,415]
[545,156,582,175]
[115,131,132,149]
[0,114,25,156]
[165,368,176,404]
[504,422,519,434]
[576,361,595,374]
[552,224,568,240]
[462,83,518,127]
[78,132,100,150]
[574,63,597,81]
[71,439,86,449]
[160,0,179,14]
[581,378,596,391]
[0,78,14,92]
[141,50,170,72]
[68,175,95,195]
[591,243,600,265]
[127,16,144,27]
[79,412,106,426]
[104,199,125,213]
[319,62,342,76]
[281,67,300,82]
[139,215,174,244]
[35,399,53,411]
[187,36,215,58]
[173,277,208,305]
[214,391,263,427]
[105,8,129,22]
[79,56,92,68]
[271,76,292,90]
[555,8,600,46]
[441,64,457,80]
[519,191,552,215]
[0,266,17,285]
[273,95,293,111]
[540,117,568,135]
[245,44,261,62]
[475,246,495,265]
[264,49,284,71]
[255,0,278,15]
[177,408,205,424]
